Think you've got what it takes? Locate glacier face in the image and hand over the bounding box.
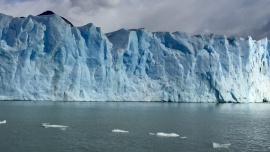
[0,12,269,102]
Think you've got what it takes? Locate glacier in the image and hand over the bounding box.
[0,12,270,102]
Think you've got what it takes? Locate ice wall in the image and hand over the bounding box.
[0,13,269,102]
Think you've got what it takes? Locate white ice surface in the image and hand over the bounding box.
[0,120,6,124]
[212,142,231,148]
[0,13,270,102]
[42,123,68,128]
[156,132,179,137]
[112,129,129,133]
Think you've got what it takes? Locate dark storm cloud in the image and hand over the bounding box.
[0,0,270,39]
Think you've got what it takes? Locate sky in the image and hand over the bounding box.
[0,0,270,40]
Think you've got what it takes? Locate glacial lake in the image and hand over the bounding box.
[0,101,270,152]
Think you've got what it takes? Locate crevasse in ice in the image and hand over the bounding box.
[0,12,269,102]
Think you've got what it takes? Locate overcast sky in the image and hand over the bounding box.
[0,0,270,39]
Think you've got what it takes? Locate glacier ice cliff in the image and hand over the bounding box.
[0,12,269,102]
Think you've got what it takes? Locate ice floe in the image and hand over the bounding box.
[156,132,179,137]
[112,129,129,133]
[212,142,231,148]
[42,123,68,129]
[0,120,6,124]
[149,132,180,137]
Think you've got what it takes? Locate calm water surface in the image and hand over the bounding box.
[0,101,270,152]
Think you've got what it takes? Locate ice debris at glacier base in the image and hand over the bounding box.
[0,12,270,103]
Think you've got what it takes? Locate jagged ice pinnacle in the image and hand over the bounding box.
[0,11,269,102]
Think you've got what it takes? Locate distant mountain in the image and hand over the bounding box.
[37,10,55,16]
[37,10,74,27]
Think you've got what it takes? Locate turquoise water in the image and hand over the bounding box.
[0,102,270,152]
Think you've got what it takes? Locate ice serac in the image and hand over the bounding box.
[0,12,113,101]
[0,12,269,102]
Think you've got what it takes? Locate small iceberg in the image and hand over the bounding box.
[213,142,231,148]
[149,132,155,135]
[156,132,179,137]
[0,120,6,124]
[181,136,187,139]
[42,123,68,129]
[112,129,129,133]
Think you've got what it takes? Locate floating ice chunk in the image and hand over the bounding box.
[42,123,68,128]
[156,132,179,137]
[0,120,6,124]
[112,129,129,133]
[181,136,187,139]
[149,132,180,137]
[212,142,231,148]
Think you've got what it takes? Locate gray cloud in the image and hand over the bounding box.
[0,0,270,40]
[70,0,120,14]
[241,20,270,40]
[71,0,120,9]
